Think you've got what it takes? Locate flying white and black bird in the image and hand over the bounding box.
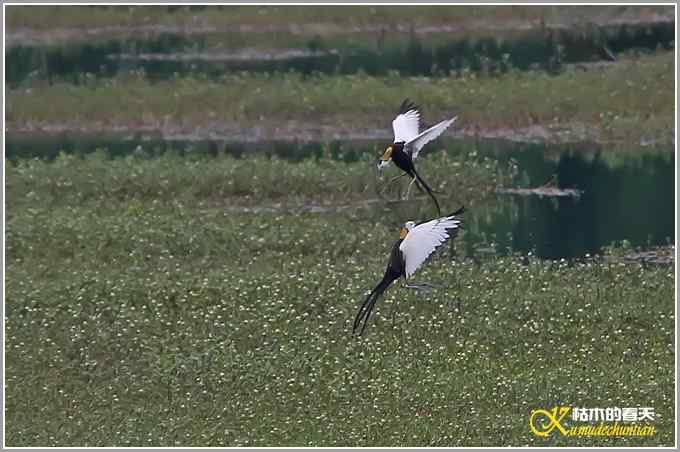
[353,206,464,335]
[378,99,458,216]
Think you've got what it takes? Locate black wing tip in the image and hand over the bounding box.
[446,205,465,232]
[398,98,419,115]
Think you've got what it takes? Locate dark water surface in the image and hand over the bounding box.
[469,147,674,259]
[6,133,674,260]
[6,20,674,85]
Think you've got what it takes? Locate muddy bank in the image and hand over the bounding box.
[495,186,583,198]
[5,119,626,146]
[605,246,675,265]
[6,12,673,46]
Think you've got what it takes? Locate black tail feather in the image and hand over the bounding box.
[411,167,441,216]
[353,277,393,335]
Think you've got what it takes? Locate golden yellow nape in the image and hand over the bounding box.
[381,146,393,161]
[399,227,408,239]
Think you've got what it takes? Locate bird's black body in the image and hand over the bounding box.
[382,99,443,215]
[352,206,465,335]
[353,239,405,335]
[389,142,441,216]
[390,142,410,169]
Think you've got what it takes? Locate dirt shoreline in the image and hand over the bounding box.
[6,13,674,47]
[7,119,673,147]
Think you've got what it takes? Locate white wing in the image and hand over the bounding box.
[406,116,457,160]
[399,213,462,278]
[392,108,420,143]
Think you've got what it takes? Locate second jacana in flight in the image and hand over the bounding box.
[353,206,464,335]
[378,99,458,216]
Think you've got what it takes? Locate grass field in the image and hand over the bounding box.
[5,152,675,446]
[4,150,498,206]
[7,52,675,144]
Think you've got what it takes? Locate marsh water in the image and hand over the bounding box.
[7,133,674,260]
[6,20,674,85]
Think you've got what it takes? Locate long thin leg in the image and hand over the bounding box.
[391,173,408,199]
[404,281,440,291]
[390,173,408,184]
[378,173,407,185]
[387,295,402,327]
[377,172,408,200]
[405,177,417,200]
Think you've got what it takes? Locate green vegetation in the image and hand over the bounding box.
[7,52,674,144]
[5,152,675,446]
[5,150,497,207]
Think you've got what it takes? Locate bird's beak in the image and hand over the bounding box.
[399,227,408,239]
